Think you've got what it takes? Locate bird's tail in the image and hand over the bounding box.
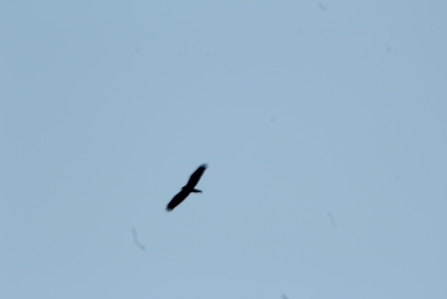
[192,188,202,193]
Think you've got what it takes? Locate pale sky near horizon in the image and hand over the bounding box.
[1,1,446,298]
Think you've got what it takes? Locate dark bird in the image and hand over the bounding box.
[166,164,208,211]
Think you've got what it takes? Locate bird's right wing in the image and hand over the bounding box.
[185,164,208,188]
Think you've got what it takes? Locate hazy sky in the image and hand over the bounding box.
[1,1,446,298]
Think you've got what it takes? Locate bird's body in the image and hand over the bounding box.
[166,164,208,211]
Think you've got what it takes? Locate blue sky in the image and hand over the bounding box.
[1,1,446,298]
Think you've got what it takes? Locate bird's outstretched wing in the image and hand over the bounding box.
[185,164,208,188]
[166,189,190,211]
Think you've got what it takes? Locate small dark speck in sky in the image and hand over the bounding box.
[386,46,392,52]
[327,212,338,227]
[131,227,146,250]
[318,2,328,11]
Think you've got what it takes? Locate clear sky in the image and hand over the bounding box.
[1,1,446,298]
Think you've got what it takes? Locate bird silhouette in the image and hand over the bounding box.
[166,164,208,211]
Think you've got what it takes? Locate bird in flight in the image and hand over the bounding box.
[166,164,208,211]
